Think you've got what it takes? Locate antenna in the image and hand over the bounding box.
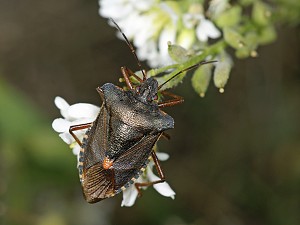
[109,18,147,81]
[158,60,217,90]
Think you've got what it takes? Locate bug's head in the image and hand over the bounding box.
[135,77,158,103]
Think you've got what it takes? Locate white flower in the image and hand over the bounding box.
[99,0,221,67]
[196,17,221,42]
[52,96,99,159]
[121,152,176,207]
[52,97,175,206]
[183,13,221,42]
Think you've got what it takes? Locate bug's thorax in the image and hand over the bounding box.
[99,81,174,133]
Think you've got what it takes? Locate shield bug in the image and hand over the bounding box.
[69,19,214,203]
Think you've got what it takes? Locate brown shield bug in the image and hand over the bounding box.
[69,19,214,203]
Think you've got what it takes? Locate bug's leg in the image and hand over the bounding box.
[69,122,93,146]
[158,91,184,108]
[161,132,171,140]
[121,66,143,89]
[135,151,166,197]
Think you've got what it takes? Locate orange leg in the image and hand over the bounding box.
[158,91,184,108]
[135,151,166,197]
[121,66,143,90]
[69,122,93,146]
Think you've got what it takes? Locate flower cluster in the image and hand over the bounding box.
[52,96,175,207]
[99,0,221,68]
[99,0,280,96]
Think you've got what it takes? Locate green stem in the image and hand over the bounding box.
[147,63,179,77]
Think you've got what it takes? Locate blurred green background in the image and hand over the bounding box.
[0,1,299,225]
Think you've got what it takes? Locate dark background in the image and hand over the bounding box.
[0,1,299,225]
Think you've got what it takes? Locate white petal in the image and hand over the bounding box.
[153,182,176,199]
[160,2,178,24]
[196,19,220,42]
[158,25,176,66]
[59,133,74,145]
[156,152,169,161]
[116,12,142,39]
[159,25,176,58]
[147,56,163,68]
[121,185,139,207]
[99,1,132,19]
[196,23,209,42]
[136,40,158,61]
[147,167,176,199]
[204,20,221,39]
[54,96,71,119]
[133,15,155,48]
[69,118,95,127]
[67,103,99,120]
[133,0,154,11]
[72,144,81,158]
[52,118,71,133]
[54,96,69,111]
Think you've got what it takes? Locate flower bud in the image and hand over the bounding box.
[252,1,272,26]
[235,46,250,58]
[191,64,213,97]
[258,25,276,45]
[215,5,242,28]
[235,31,259,58]
[213,53,232,92]
[223,27,246,50]
[168,42,189,63]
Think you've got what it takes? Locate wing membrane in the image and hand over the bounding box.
[82,163,115,203]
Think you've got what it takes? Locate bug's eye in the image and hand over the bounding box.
[153,94,158,101]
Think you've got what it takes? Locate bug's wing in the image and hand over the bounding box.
[81,107,113,203]
[113,133,161,190]
[81,163,115,203]
[83,107,108,170]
